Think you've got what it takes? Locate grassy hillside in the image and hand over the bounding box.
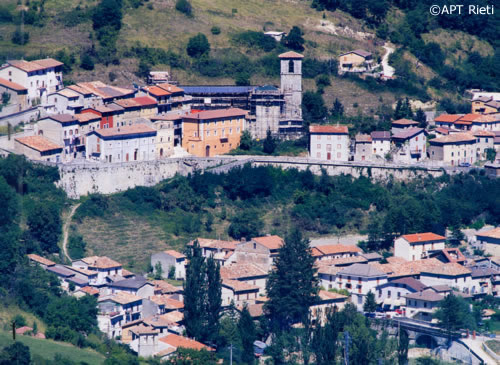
[0,330,105,364]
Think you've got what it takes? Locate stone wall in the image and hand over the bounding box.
[35,155,447,198]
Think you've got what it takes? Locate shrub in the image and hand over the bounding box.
[11,29,29,45]
[0,6,13,23]
[211,26,221,35]
[187,33,210,58]
[80,53,95,70]
[232,30,276,52]
[176,0,193,17]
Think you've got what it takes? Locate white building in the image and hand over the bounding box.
[35,114,83,161]
[394,232,446,261]
[86,124,157,163]
[472,130,495,160]
[476,227,500,256]
[309,125,349,161]
[98,292,143,338]
[335,263,388,310]
[221,279,259,307]
[419,263,472,293]
[72,256,122,286]
[0,58,63,105]
[391,127,426,163]
[14,135,63,163]
[404,290,443,321]
[376,277,426,309]
[151,250,186,280]
[370,131,391,160]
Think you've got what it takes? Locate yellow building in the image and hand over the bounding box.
[471,96,500,114]
[338,49,374,74]
[182,108,247,157]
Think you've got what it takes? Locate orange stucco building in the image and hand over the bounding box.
[182,108,247,157]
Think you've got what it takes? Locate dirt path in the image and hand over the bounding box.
[62,203,81,262]
[382,43,395,78]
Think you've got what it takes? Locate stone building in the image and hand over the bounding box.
[278,51,303,137]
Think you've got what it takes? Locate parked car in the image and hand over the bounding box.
[459,162,471,167]
[364,312,376,318]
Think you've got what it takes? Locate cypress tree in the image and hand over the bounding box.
[239,305,256,364]
[263,129,276,154]
[205,255,222,344]
[184,240,206,340]
[265,229,318,331]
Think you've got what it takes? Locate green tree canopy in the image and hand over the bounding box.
[187,33,210,58]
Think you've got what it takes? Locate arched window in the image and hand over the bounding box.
[288,60,294,73]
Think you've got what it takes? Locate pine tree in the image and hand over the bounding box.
[239,305,256,364]
[393,99,404,120]
[205,255,222,344]
[363,291,377,313]
[265,229,318,331]
[184,240,206,340]
[398,328,409,365]
[403,98,414,119]
[312,310,341,365]
[331,98,344,118]
[415,108,427,129]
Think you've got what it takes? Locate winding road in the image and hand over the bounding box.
[381,43,396,78]
[62,203,81,262]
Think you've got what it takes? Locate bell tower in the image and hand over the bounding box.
[279,51,303,121]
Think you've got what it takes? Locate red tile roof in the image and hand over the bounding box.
[401,232,446,244]
[164,250,186,259]
[78,286,100,296]
[15,135,63,153]
[0,77,26,92]
[185,108,247,120]
[93,124,156,138]
[133,96,157,106]
[392,118,418,126]
[157,83,184,94]
[314,244,361,256]
[435,114,463,123]
[477,227,500,240]
[458,113,482,122]
[279,51,304,59]
[8,58,63,72]
[429,133,476,144]
[421,262,471,276]
[252,235,284,250]
[355,134,372,143]
[143,85,171,97]
[220,263,268,279]
[81,256,121,269]
[309,125,348,134]
[159,334,213,351]
[74,113,101,123]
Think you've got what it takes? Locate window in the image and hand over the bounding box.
[288,60,294,73]
[416,136,418,141]
[388,290,391,298]
[424,302,427,308]
[337,152,341,158]
[214,130,217,136]
[317,135,321,140]
[316,152,321,158]
[230,128,232,134]
[327,135,331,140]
[207,130,210,136]
[337,144,341,149]
[327,144,332,151]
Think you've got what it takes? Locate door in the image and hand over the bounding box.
[126,153,129,162]
[327,152,331,160]
[134,150,138,161]
[205,145,210,157]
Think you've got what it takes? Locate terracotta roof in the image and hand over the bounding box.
[316,256,367,267]
[220,263,267,280]
[0,77,26,91]
[405,289,443,302]
[81,256,121,269]
[152,280,182,294]
[160,310,183,324]
[471,268,499,278]
[420,262,471,277]
[245,303,264,317]
[163,250,186,259]
[392,118,418,126]
[92,124,156,138]
[15,135,63,153]
[316,264,346,275]
[77,286,100,295]
[114,98,141,108]
[46,114,77,123]
[473,96,492,102]
[430,133,476,144]
[223,279,259,292]
[8,58,62,72]
[435,114,463,123]
[143,315,174,328]
[159,334,213,351]
[56,88,80,98]
[122,269,135,277]
[318,290,348,301]
[143,85,171,97]
[252,235,284,250]
[434,127,450,135]
[71,81,134,99]
[157,83,184,93]
[458,114,482,122]
[392,127,424,140]
[129,324,159,335]
[401,232,446,244]
[485,100,500,109]
[27,254,55,266]
[278,51,304,59]
[309,125,349,134]
[472,130,495,137]
[355,134,372,143]
[188,238,238,250]
[314,244,361,256]
[68,85,93,96]
[376,258,442,278]
[66,265,98,276]
[427,284,451,293]
[439,248,466,263]
[477,227,500,240]
[74,113,101,123]
[185,107,247,120]
[149,295,184,309]
[101,292,142,305]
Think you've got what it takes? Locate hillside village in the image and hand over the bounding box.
[0,52,499,169]
[26,227,500,362]
[0,2,499,363]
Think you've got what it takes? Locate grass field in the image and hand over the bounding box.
[0,305,47,334]
[485,340,500,355]
[0,330,105,364]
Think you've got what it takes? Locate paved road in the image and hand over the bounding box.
[62,203,81,262]
[462,337,497,365]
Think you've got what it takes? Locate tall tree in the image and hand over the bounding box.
[265,229,318,331]
[184,240,207,340]
[239,130,253,151]
[331,98,344,118]
[415,108,427,129]
[363,291,377,313]
[239,305,256,364]
[205,255,222,344]
[312,310,341,365]
[434,293,474,341]
[187,33,210,58]
[26,200,61,253]
[263,128,276,154]
[398,328,409,365]
[281,26,305,51]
